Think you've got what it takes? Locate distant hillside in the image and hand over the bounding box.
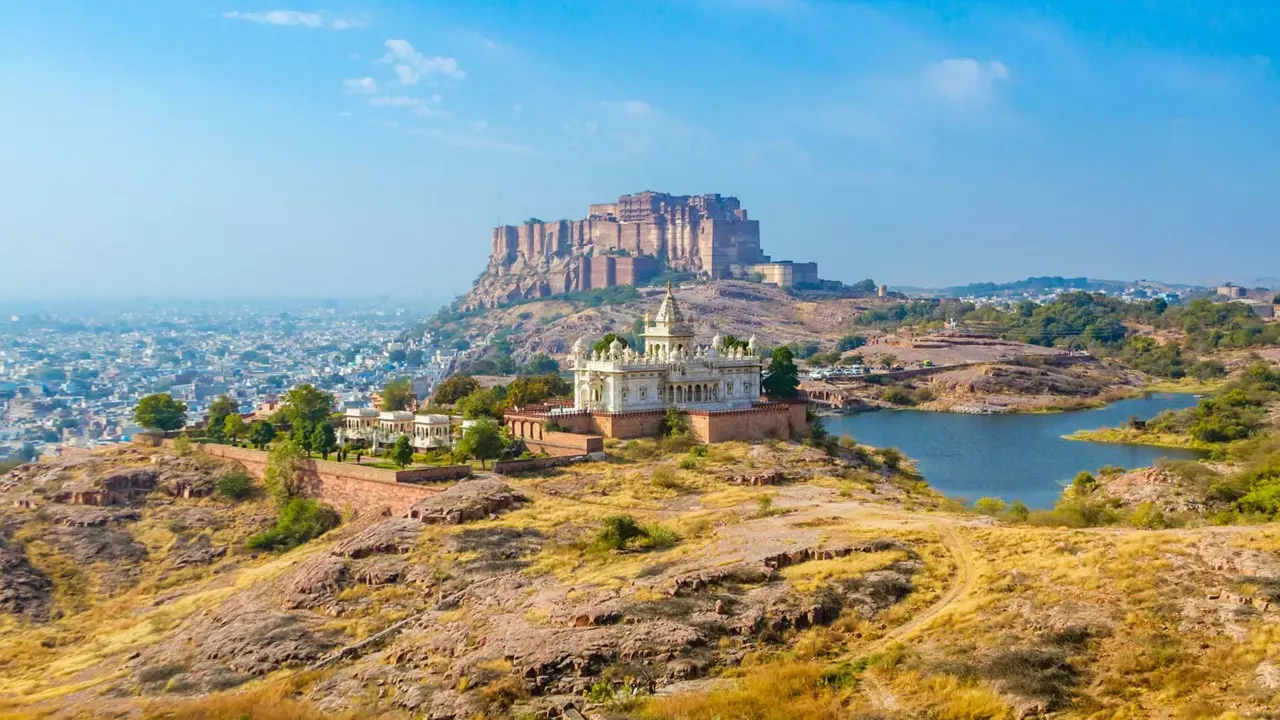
[943,276,1123,297]
[420,280,892,370]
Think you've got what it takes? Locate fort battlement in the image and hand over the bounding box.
[465,191,794,310]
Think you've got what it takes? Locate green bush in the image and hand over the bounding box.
[881,386,915,406]
[215,470,254,501]
[592,515,680,552]
[973,497,1007,516]
[688,445,708,458]
[678,456,701,471]
[247,498,341,552]
[594,515,647,552]
[1126,502,1168,529]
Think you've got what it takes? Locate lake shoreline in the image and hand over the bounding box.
[1063,427,1214,452]
[823,393,1204,509]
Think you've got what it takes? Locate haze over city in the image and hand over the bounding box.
[2,0,1278,299]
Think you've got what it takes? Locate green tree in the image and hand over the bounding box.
[720,335,751,352]
[206,395,239,440]
[455,418,505,469]
[879,354,899,370]
[457,386,508,419]
[520,353,560,375]
[761,347,800,399]
[432,375,481,406]
[1072,471,1097,495]
[281,384,334,434]
[311,422,337,460]
[973,497,1007,516]
[248,420,276,449]
[390,435,415,469]
[222,413,247,443]
[133,393,188,433]
[505,374,571,408]
[381,378,413,411]
[837,335,868,352]
[658,406,689,437]
[263,438,307,504]
[593,332,629,355]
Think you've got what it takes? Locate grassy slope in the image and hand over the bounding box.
[3,439,1279,720]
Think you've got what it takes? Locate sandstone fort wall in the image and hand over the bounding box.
[134,438,456,517]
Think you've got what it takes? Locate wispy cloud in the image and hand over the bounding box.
[367,94,450,117]
[343,77,377,94]
[407,127,539,156]
[925,58,1010,103]
[380,39,465,85]
[223,9,363,30]
[598,100,652,117]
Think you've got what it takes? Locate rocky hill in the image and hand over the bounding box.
[3,438,1280,719]
[465,191,801,311]
[434,280,884,365]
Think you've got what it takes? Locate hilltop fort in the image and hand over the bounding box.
[463,191,818,310]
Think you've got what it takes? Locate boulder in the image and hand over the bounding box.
[332,518,423,559]
[408,480,527,525]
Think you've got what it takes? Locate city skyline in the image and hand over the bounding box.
[1,0,1277,298]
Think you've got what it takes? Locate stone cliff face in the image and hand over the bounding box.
[462,192,766,310]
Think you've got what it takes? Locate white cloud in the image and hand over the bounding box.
[367,94,450,117]
[925,58,1010,102]
[330,18,368,30]
[223,10,323,28]
[369,95,422,108]
[380,39,465,85]
[343,77,377,94]
[599,100,652,117]
[224,10,365,30]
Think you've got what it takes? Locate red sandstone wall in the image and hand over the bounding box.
[591,411,665,439]
[687,406,791,443]
[144,440,444,517]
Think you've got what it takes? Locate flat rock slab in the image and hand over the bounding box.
[408,479,527,525]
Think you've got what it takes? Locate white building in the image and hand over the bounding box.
[570,284,763,413]
[341,409,455,451]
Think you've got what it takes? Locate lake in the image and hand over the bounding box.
[824,394,1204,508]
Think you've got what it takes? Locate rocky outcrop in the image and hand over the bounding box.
[408,480,526,525]
[333,518,423,558]
[0,540,53,620]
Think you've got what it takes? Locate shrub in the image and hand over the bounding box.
[878,447,904,470]
[755,494,777,518]
[247,498,341,552]
[1006,500,1031,522]
[172,435,193,457]
[592,515,680,552]
[973,497,1007,516]
[658,407,689,438]
[639,523,681,550]
[215,470,254,501]
[881,386,915,406]
[594,515,647,551]
[1071,471,1097,495]
[678,456,700,471]
[651,465,684,490]
[688,445,708,458]
[1127,502,1168,529]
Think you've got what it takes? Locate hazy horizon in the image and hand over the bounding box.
[2,0,1277,298]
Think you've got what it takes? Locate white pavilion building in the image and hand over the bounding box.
[570,284,763,413]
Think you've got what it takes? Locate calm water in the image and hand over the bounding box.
[825,394,1204,508]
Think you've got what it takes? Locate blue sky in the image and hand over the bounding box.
[1,0,1277,299]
